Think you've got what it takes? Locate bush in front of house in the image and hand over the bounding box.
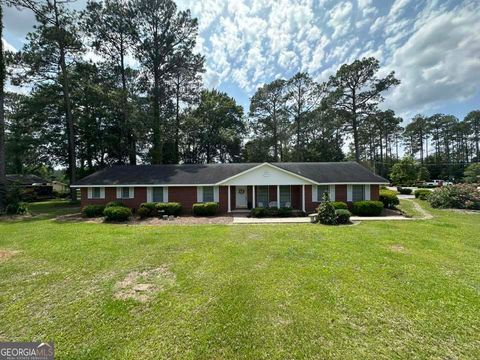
[335,209,351,224]
[192,202,218,216]
[137,207,151,219]
[5,202,28,215]
[139,202,158,217]
[379,190,399,209]
[331,201,348,210]
[250,207,293,218]
[414,189,431,200]
[352,200,383,216]
[427,184,480,210]
[317,195,337,225]
[156,202,182,216]
[82,204,106,217]
[103,206,132,222]
[106,201,127,208]
[397,187,412,195]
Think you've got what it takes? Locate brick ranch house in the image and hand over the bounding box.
[74,162,389,214]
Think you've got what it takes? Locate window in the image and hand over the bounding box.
[279,186,291,207]
[352,185,365,202]
[317,185,330,202]
[256,186,269,207]
[203,186,214,202]
[117,187,132,199]
[152,187,163,202]
[92,187,101,199]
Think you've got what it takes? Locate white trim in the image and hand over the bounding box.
[147,187,153,202]
[347,185,353,202]
[100,187,105,198]
[252,185,256,208]
[302,185,305,212]
[88,187,92,199]
[365,185,371,201]
[197,186,203,202]
[312,185,318,202]
[117,186,134,199]
[163,186,169,202]
[74,181,388,188]
[227,185,231,212]
[329,185,336,201]
[88,187,105,199]
[213,186,219,202]
[216,162,318,185]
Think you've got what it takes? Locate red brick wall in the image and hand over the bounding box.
[370,185,380,200]
[291,185,301,209]
[218,186,229,213]
[230,186,236,209]
[168,186,197,214]
[304,185,313,212]
[269,185,277,203]
[80,187,147,211]
[335,185,348,202]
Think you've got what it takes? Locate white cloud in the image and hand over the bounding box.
[383,2,480,113]
[328,1,353,38]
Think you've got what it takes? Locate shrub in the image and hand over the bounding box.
[414,189,431,200]
[250,207,269,218]
[352,201,383,216]
[139,202,158,217]
[82,204,106,217]
[428,184,480,210]
[156,202,182,216]
[277,207,293,217]
[106,201,127,208]
[137,207,151,219]
[103,206,132,222]
[192,202,218,216]
[5,202,28,215]
[397,187,412,195]
[379,190,399,209]
[331,201,348,210]
[317,193,337,225]
[335,209,351,224]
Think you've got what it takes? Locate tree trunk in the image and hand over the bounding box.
[151,62,162,164]
[272,100,278,161]
[174,75,180,164]
[54,0,76,201]
[119,38,135,165]
[0,4,6,211]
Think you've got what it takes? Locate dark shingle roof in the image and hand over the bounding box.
[6,174,49,185]
[74,162,388,186]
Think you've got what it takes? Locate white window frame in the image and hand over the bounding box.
[147,186,168,203]
[197,186,219,203]
[312,185,336,202]
[116,186,134,199]
[352,185,365,202]
[88,187,105,199]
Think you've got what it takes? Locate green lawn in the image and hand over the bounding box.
[1,200,479,359]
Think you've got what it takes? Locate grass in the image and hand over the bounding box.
[1,200,479,359]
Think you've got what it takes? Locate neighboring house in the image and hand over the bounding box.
[7,174,53,200]
[50,180,68,193]
[73,162,389,214]
[7,174,49,187]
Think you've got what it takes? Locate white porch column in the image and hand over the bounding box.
[252,185,256,208]
[277,185,280,208]
[302,185,306,213]
[227,185,231,212]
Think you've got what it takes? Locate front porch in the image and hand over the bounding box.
[227,185,307,213]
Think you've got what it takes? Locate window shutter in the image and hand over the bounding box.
[87,187,92,199]
[214,186,219,202]
[347,185,353,202]
[197,187,203,202]
[147,187,152,202]
[365,185,371,200]
[329,185,336,201]
[129,187,134,199]
[312,185,318,202]
[163,187,168,202]
[100,187,105,199]
[116,187,121,199]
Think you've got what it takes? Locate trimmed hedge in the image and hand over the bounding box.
[352,200,383,216]
[82,204,106,217]
[106,201,127,208]
[156,202,182,216]
[139,202,158,217]
[335,209,351,224]
[397,187,412,195]
[250,207,293,218]
[414,189,431,200]
[379,190,399,209]
[331,201,348,210]
[192,202,218,216]
[103,206,132,222]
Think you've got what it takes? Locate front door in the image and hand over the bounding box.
[235,186,248,208]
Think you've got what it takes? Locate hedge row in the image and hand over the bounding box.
[138,202,182,218]
[379,190,399,209]
[250,207,293,218]
[192,202,219,216]
[351,200,384,216]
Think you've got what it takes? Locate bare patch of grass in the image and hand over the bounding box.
[389,244,405,252]
[0,249,20,261]
[114,266,176,303]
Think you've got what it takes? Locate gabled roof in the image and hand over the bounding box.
[73,162,388,186]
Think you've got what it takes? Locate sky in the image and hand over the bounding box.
[3,0,480,123]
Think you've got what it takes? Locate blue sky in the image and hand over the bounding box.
[3,0,480,123]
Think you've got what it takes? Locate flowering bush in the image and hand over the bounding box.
[428,184,480,210]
